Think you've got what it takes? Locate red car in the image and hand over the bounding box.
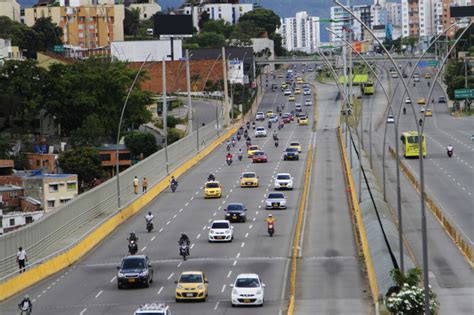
[284,112,294,121]
[282,115,291,124]
[252,150,268,163]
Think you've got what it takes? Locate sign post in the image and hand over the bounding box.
[454,88,473,99]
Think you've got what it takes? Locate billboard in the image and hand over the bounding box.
[450,6,474,17]
[154,15,193,36]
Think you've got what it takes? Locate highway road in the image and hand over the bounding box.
[0,67,315,315]
[362,60,474,313]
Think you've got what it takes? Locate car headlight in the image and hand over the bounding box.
[197,285,204,290]
[232,289,239,295]
[177,284,184,290]
[139,270,148,277]
[117,272,125,278]
[210,230,215,234]
[266,201,271,205]
[256,290,262,295]
[225,229,231,234]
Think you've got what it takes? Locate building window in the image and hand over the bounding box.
[47,200,55,208]
[9,218,15,226]
[60,199,71,204]
[67,182,77,191]
[100,154,111,161]
[118,153,131,160]
[49,184,59,192]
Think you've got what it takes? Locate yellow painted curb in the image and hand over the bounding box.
[388,147,473,268]
[287,142,313,315]
[0,126,239,302]
[338,127,379,304]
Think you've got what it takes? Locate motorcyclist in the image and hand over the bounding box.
[246,121,250,129]
[252,121,256,129]
[208,173,216,181]
[170,176,178,186]
[246,137,251,147]
[179,233,190,255]
[268,121,272,128]
[447,145,453,157]
[403,107,406,115]
[128,231,138,242]
[18,295,32,313]
[273,130,278,140]
[266,214,275,226]
[226,152,233,161]
[237,148,243,160]
[274,138,279,147]
[145,211,154,224]
[244,129,248,138]
[419,118,423,126]
[226,140,231,150]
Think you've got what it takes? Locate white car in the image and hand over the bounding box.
[391,73,398,78]
[274,173,293,190]
[231,273,265,307]
[208,220,233,242]
[269,115,278,123]
[255,112,265,121]
[420,106,425,113]
[386,115,395,123]
[283,89,291,96]
[414,76,420,82]
[134,303,170,315]
[303,89,311,95]
[405,97,411,104]
[304,99,312,106]
[255,127,267,137]
[295,104,302,112]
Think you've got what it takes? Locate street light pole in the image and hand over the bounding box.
[162,58,169,174]
[185,49,193,133]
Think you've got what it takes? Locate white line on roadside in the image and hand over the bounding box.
[166,221,171,225]
[191,243,195,249]
[190,197,194,201]
[159,228,164,233]
[195,191,199,195]
[233,260,238,266]
[214,301,220,310]
[213,212,217,216]
[252,217,256,222]
[179,208,183,213]
[227,270,232,278]
[158,286,164,295]
[236,253,241,258]
[32,299,36,303]
[79,308,87,315]
[241,242,245,248]
[110,276,116,283]
[203,225,207,231]
[173,214,177,219]
[37,295,41,298]
[196,233,201,239]
[167,273,174,280]
[141,246,147,252]
[177,262,182,268]
[95,290,103,299]
[249,224,253,229]
[185,202,189,207]
[218,206,222,210]
[151,236,156,242]
[256,211,259,215]
[245,233,249,238]
[221,284,226,293]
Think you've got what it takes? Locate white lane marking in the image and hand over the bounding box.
[245,232,249,238]
[196,233,201,239]
[177,262,182,268]
[141,246,147,252]
[218,206,222,210]
[173,214,177,219]
[249,224,253,229]
[203,225,207,231]
[236,252,241,258]
[95,290,103,299]
[230,189,233,193]
[227,270,232,278]
[110,276,117,283]
[32,299,36,303]
[179,208,184,213]
[221,284,226,293]
[79,308,87,315]
[185,202,189,207]
[190,196,194,201]
[151,236,156,242]
[233,260,238,266]
[208,219,212,223]
[258,205,262,209]
[191,243,195,249]
[214,301,220,310]
[42,290,46,294]
[213,212,217,216]
[195,191,199,195]
[222,200,226,204]
[159,228,164,233]
[167,273,175,280]
[166,221,171,225]
[252,217,256,222]
[36,295,41,298]
[241,242,245,248]
[47,286,51,290]
[158,286,164,295]
[256,211,259,215]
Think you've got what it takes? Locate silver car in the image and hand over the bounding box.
[265,192,287,209]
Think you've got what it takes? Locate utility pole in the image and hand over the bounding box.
[162,58,169,174]
[222,47,230,127]
[185,49,193,133]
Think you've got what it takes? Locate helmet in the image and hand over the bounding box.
[148,211,152,215]
[268,214,273,217]
[24,295,29,299]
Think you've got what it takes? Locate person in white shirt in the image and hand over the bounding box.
[145,212,154,223]
[17,247,27,273]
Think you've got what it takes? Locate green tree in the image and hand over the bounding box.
[70,114,107,147]
[197,32,226,48]
[124,8,140,37]
[124,131,159,159]
[167,128,185,145]
[270,33,285,56]
[59,147,103,185]
[230,20,264,47]
[198,11,210,29]
[32,17,63,51]
[0,138,12,159]
[238,8,281,36]
[444,58,472,100]
[201,19,234,38]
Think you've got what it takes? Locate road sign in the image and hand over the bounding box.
[419,60,439,68]
[454,88,474,99]
[53,45,64,53]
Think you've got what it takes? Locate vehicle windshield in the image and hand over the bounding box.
[290,142,300,146]
[242,173,256,178]
[256,128,265,131]
[235,278,260,288]
[122,258,145,270]
[268,193,284,199]
[227,204,244,211]
[254,151,265,156]
[285,148,297,152]
[206,182,220,188]
[179,274,203,283]
[212,222,230,229]
[249,146,259,150]
[277,174,290,180]
[407,136,419,144]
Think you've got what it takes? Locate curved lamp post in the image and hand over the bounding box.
[115,55,150,209]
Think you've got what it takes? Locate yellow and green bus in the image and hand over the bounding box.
[362,81,375,95]
[400,131,426,158]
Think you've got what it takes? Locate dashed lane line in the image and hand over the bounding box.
[94,290,103,299]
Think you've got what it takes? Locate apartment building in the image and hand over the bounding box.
[0,38,23,65]
[24,1,124,50]
[279,11,320,53]
[128,0,161,20]
[179,0,253,30]
[0,0,20,22]
[330,5,372,42]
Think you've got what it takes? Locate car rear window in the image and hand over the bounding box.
[227,204,244,211]
[254,151,265,156]
[290,142,300,146]
[122,258,145,269]
[268,193,284,199]
[212,222,230,229]
[286,148,297,152]
[243,173,256,178]
[277,174,290,180]
[206,182,219,188]
[235,278,260,288]
[179,274,203,283]
[256,127,265,131]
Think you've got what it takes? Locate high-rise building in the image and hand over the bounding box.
[330,5,372,42]
[278,11,320,53]
[0,0,21,22]
[179,0,253,30]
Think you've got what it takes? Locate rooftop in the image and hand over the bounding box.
[13,170,76,179]
[97,144,129,151]
[0,185,23,192]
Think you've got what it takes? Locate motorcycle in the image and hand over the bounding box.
[246,139,251,147]
[170,181,178,193]
[278,123,283,130]
[244,130,248,138]
[226,157,233,166]
[208,174,216,181]
[232,140,236,147]
[273,134,278,141]
[146,220,153,233]
[268,121,272,129]
[128,240,138,255]
[447,147,453,158]
[267,224,274,237]
[246,122,250,129]
[237,134,241,141]
[18,305,31,315]
[226,144,231,151]
[179,243,189,261]
[274,139,279,147]
[238,153,243,161]
[252,123,256,130]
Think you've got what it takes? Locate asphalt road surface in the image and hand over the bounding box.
[0,67,315,315]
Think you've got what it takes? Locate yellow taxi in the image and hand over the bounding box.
[278,73,283,78]
[289,141,302,153]
[298,116,309,125]
[288,95,295,102]
[295,88,301,94]
[266,110,274,118]
[425,109,433,117]
[175,271,208,302]
[296,77,303,84]
[280,82,287,89]
[240,172,259,187]
[204,181,222,198]
[247,145,260,158]
[424,73,432,79]
[417,98,426,105]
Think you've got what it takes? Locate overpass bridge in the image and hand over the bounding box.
[255,54,435,65]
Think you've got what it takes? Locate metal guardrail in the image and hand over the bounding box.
[0,122,223,280]
[255,54,435,65]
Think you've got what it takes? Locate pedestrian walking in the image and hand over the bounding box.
[133,176,139,194]
[142,177,148,193]
[17,247,27,273]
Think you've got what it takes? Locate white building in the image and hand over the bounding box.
[111,39,183,62]
[279,11,320,53]
[180,0,253,30]
[386,2,402,26]
[129,0,161,20]
[0,0,20,22]
[330,5,372,42]
[0,38,23,65]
